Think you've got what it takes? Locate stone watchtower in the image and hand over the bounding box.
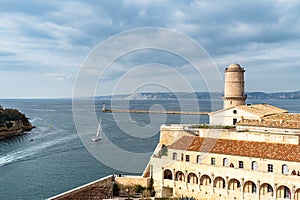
[223,63,247,109]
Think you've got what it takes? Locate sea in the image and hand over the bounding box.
[0,98,300,200]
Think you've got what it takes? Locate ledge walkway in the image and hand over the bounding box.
[103,109,210,115]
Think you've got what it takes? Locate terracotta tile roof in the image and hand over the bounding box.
[238,113,300,129]
[236,104,288,117]
[169,136,300,162]
[209,103,287,117]
[264,113,300,121]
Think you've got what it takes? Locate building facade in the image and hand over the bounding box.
[209,103,288,126]
[144,64,300,200]
[147,123,300,200]
[48,63,300,200]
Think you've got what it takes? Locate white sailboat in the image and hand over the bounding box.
[91,120,102,142]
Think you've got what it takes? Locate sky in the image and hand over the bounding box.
[0,0,299,98]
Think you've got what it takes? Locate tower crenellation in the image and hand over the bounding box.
[223,63,247,109]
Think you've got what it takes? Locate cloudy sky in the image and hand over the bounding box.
[0,0,299,98]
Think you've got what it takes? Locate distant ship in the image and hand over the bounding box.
[91,120,102,142]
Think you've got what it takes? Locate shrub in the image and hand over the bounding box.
[0,108,30,125]
[148,177,155,197]
[135,184,146,193]
[113,183,120,196]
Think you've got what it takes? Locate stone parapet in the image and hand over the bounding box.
[116,176,150,187]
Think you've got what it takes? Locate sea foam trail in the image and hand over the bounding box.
[0,135,76,166]
[29,117,43,123]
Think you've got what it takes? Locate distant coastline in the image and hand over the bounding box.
[0,106,34,139]
[95,91,300,100]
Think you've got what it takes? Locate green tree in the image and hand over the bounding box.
[113,183,120,197]
[148,177,155,197]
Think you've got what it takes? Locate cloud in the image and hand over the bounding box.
[0,0,299,97]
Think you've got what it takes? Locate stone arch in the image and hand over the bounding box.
[187,173,198,184]
[200,174,211,186]
[295,188,300,200]
[163,169,173,180]
[214,176,226,189]
[228,179,241,191]
[244,181,256,194]
[277,185,291,199]
[260,183,273,197]
[175,171,185,182]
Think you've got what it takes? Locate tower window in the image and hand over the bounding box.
[233,110,237,114]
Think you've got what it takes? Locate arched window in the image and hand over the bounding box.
[295,188,300,200]
[200,175,211,186]
[260,183,273,196]
[223,158,228,167]
[244,181,256,194]
[228,179,241,191]
[163,169,173,180]
[196,155,201,164]
[282,164,288,175]
[214,177,226,189]
[172,152,177,160]
[252,183,257,193]
[187,173,198,184]
[175,171,185,182]
[251,161,258,171]
[277,186,291,199]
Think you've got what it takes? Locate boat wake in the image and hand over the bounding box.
[0,135,81,167]
[29,117,43,123]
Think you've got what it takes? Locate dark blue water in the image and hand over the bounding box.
[0,99,299,199]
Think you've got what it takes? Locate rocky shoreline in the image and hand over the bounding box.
[0,107,35,139]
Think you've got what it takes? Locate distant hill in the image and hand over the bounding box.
[96,91,300,100]
[96,92,222,100]
[247,91,300,100]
